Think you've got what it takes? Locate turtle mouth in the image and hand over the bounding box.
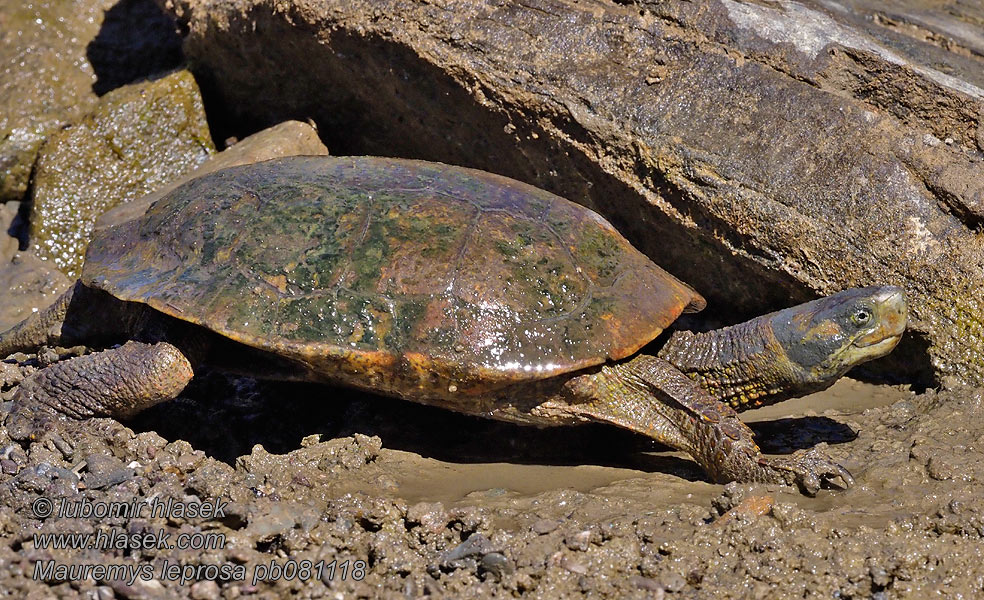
[856,333,902,352]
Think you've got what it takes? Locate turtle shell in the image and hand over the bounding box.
[82,156,704,400]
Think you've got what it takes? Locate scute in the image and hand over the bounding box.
[82,156,703,398]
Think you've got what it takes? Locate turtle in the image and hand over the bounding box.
[0,156,906,494]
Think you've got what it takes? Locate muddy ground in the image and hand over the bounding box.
[2,350,983,598]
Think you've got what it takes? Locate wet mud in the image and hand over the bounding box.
[3,358,983,598]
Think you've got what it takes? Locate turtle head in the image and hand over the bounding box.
[770,286,907,389]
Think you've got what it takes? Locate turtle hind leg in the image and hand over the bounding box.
[5,341,194,440]
[545,355,852,495]
[0,282,143,358]
[0,282,79,357]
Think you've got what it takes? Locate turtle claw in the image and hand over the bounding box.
[5,403,57,443]
[4,388,64,444]
[758,445,854,496]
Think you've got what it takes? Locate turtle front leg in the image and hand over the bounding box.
[545,356,852,495]
[5,341,194,439]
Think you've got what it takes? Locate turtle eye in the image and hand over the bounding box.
[851,308,872,327]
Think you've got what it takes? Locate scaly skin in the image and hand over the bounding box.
[541,355,851,491]
[659,286,908,411]
[543,286,907,494]
[657,318,793,410]
[6,341,194,441]
[0,285,201,434]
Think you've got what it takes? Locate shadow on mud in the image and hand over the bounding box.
[749,417,857,454]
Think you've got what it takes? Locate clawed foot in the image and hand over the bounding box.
[758,444,854,496]
[4,398,60,443]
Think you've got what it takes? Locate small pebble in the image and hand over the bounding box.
[441,532,494,565]
[85,454,133,490]
[564,529,593,552]
[38,348,59,366]
[246,504,296,540]
[479,552,514,578]
[560,555,587,575]
[630,575,666,596]
[95,586,115,600]
[190,580,221,600]
[407,501,448,533]
[49,433,74,459]
[108,577,165,599]
[662,571,687,592]
[176,452,203,471]
[532,518,560,535]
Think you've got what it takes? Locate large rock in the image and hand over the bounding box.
[167,0,984,385]
[0,0,106,202]
[95,119,330,230]
[0,0,183,203]
[29,70,215,279]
